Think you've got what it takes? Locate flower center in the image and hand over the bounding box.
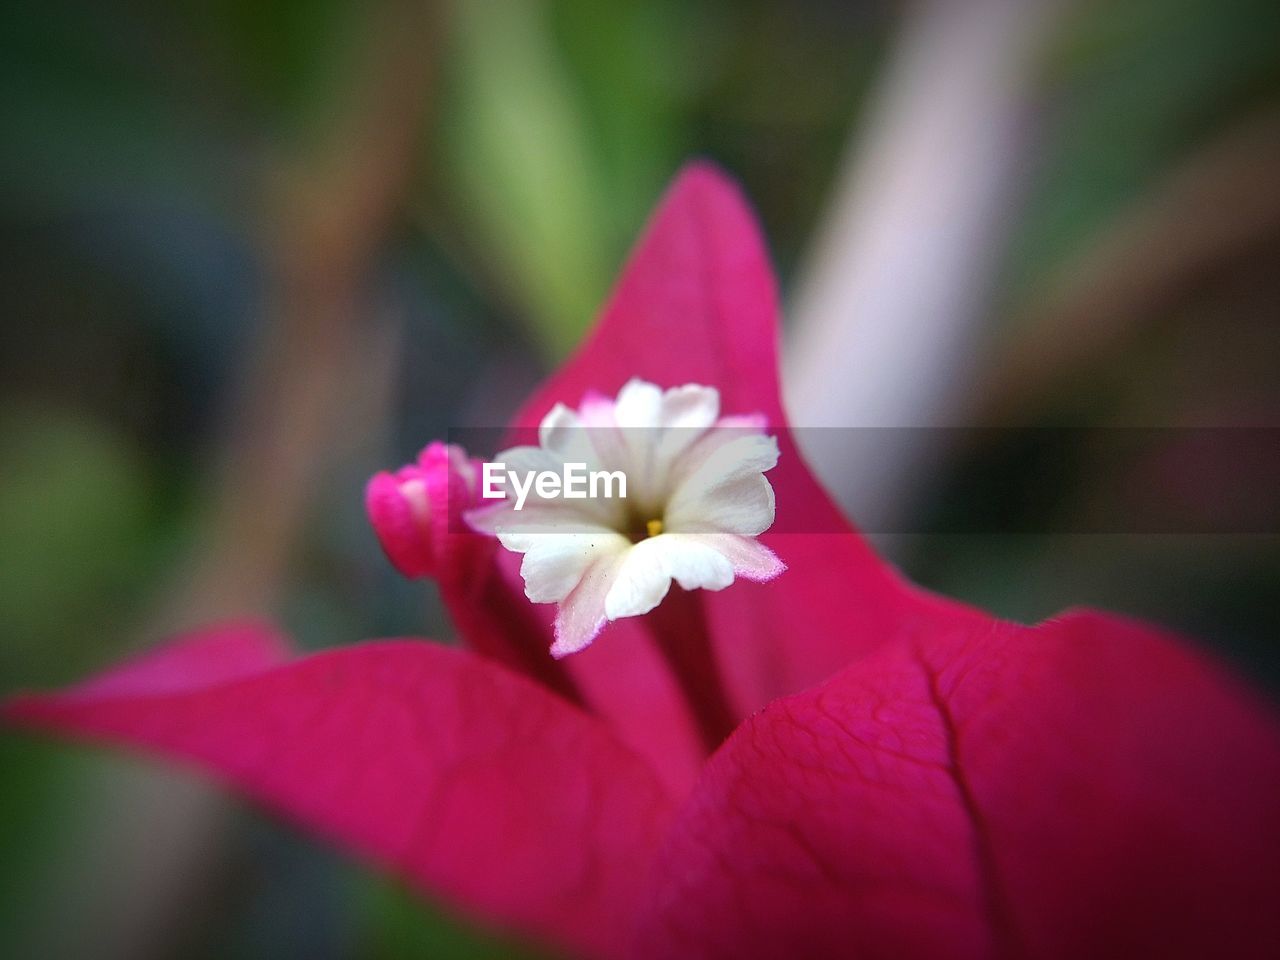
[626,512,665,543]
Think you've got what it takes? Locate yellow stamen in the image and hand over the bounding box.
[646,518,664,538]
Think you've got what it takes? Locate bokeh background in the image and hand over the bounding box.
[2,0,1278,957]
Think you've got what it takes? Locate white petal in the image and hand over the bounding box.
[683,533,786,582]
[487,502,583,534]
[519,531,630,603]
[539,404,626,475]
[668,473,775,536]
[670,417,770,485]
[656,535,737,592]
[492,444,563,476]
[552,549,629,658]
[652,384,721,482]
[674,433,780,495]
[538,405,591,462]
[658,384,720,430]
[607,380,664,510]
[603,542,670,620]
[613,379,663,429]
[665,434,779,535]
[495,509,624,551]
[603,535,735,620]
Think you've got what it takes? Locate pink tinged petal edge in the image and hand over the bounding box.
[510,160,989,719]
[685,533,785,582]
[3,627,677,960]
[635,609,1280,960]
[552,551,627,658]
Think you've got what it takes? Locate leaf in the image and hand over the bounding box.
[439,0,614,357]
[0,409,158,683]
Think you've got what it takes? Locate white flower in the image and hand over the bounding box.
[467,378,785,657]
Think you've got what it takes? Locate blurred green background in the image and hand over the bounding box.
[2,0,1278,957]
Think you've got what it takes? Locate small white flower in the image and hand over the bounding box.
[467,378,785,657]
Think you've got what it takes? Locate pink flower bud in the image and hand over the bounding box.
[365,442,476,579]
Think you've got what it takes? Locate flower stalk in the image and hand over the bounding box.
[645,587,738,754]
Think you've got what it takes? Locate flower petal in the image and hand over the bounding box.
[613,379,664,430]
[538,404,592,466]
[603,547,673,620]
[635,611,1280,958]
[604,536,735,620]
[683,533,785,583]
[3,627,676,960]
[652,384,722,476]
[518,531,632,604]
[664,434,779,536]
[658,384,720,431]
[553,550,631,658]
